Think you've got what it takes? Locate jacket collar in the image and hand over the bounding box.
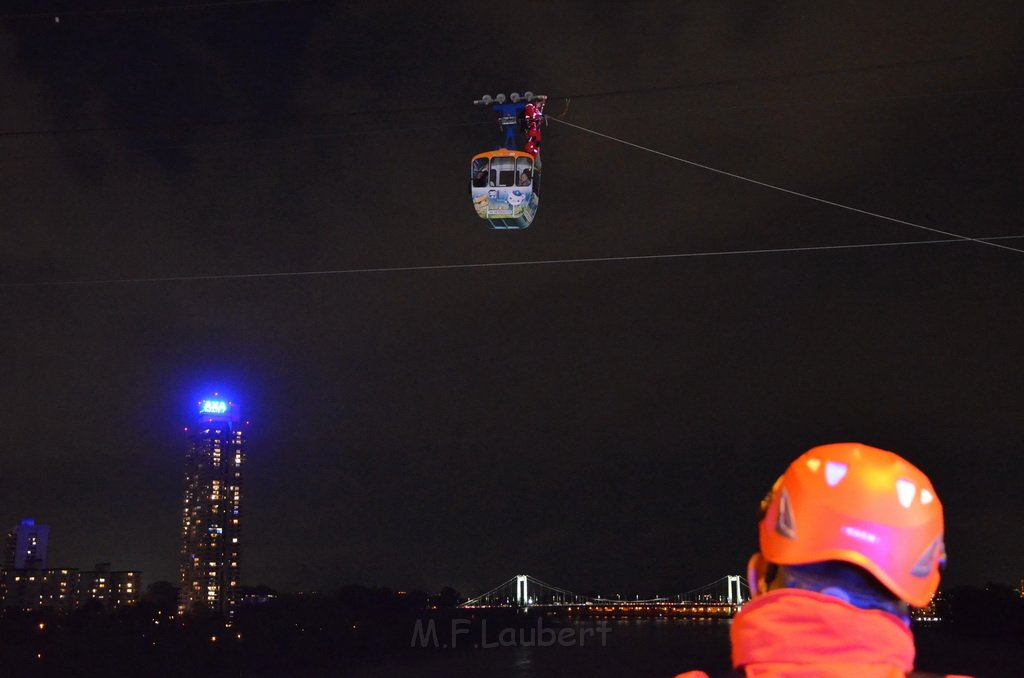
[731,588,915,674]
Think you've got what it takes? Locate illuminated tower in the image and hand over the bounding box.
[178,397,245,618]
[5,519,49,570]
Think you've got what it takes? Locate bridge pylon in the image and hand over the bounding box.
[726,575,743,604]
[515,574,529,606]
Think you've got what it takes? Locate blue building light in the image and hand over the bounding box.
[200,400,229,414]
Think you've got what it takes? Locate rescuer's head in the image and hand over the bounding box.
[748,442,945,609]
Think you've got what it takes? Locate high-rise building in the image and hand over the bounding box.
[1,519,50,610]
[5,519,49,570]
[178,396,245,618]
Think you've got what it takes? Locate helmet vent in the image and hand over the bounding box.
[775,487,797,540]
[911,536,943,578]
[825,461,847,487]
[897,479,917,508]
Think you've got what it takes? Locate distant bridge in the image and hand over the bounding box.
[459,574,750,617]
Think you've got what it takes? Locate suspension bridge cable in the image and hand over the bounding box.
[524,576,577,593]
[4,236,1022,289]
[524,576,590,601]
[550,117,1024,258]
[459,576,519,606]
[530,574,736,604]
[677,576,729,597]
[457,574,755,606]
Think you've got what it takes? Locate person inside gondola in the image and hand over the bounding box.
[471,158,488,188]
[518,168,532,186]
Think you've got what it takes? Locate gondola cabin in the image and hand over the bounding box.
[469,149,539,230]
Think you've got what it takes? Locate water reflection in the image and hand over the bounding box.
[349,619,732,678]
[513,644,535,677]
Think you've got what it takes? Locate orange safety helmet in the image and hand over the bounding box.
[751,442,945,608]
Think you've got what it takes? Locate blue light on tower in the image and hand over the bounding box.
[195,393,240,424]
[200,400,228,414]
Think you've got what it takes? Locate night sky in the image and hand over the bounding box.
[2,1,1022,599]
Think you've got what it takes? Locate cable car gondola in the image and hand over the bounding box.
[469,92,546,230]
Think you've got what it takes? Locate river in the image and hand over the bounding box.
[346,619,1022,678]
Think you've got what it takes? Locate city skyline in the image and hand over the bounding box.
[2,385,1019,601]
[1,517,141,612]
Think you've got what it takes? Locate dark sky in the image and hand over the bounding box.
[1,1,1022,598]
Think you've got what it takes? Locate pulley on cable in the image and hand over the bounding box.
[469,91,547,230]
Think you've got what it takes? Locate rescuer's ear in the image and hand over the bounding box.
[747,553,768,598]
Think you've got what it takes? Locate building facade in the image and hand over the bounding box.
[178,397,245,618]
[42,568,80,611]
[1,522,141,612]
[79,563,141,609]
[1,519,52,611]
[2,566,140,612]
[5,519,49,570]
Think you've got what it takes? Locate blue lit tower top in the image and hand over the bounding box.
[197,397,240,425]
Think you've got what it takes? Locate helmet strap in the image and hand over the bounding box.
[747,553,771,598]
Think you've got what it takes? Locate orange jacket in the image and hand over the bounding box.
[676,588,973,678]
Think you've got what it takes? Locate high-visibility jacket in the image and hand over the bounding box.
[524,138,540,160]
[675,588,973,678]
